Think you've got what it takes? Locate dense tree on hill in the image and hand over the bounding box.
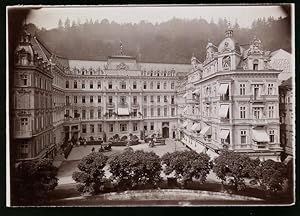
[28,16,291,63]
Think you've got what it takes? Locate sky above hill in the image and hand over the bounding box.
[24,5,289,30]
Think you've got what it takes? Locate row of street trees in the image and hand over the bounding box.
[10,148,292,205]
[72,148,292,198]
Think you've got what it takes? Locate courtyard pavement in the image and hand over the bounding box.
[56,138,219,185]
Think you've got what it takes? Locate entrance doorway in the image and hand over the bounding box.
[162,127,169,138]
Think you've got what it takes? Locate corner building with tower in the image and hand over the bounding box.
[12,25,291,162]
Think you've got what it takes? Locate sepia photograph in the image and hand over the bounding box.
[6,4,295,207]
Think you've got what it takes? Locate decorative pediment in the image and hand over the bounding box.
[117,62,129,70]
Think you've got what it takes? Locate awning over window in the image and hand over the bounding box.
[183,106,188,113]
[192,89,201,95]
[200,125,211,136]
[183,93,188,98]
[219,129,230,139]
[191,123,201,131]
[252,129,270,142]
[182,121,188,128]
[219,105,229,118]
[218,84,229,95]
[117,108,129,116]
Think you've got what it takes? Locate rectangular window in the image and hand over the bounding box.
[74,96,77,104]
[74,81,77,89]
[82,110,86,119]
[21,117,28,126]
[133,123,138,131]
[150,82,153,89]
[121,81,126,89]
[164,107,167,116]
[98,96,101,103]
[144,124,147,131]
[157,96,160,103]
[82,124,86,133]
[171,108,175,116]
[240,84,246,95]
[66,96,70,105]
[90,109,94,119]
[163,82,167,89]
[268,84,274,95]
[157,82,160,89]
[98,109,101,118]
[82,81,85,89]
[98,124,102,132]
[151,108,154,117]
[171,96,175,104]
[90,96,93,103]
[108,96,113,104]
[90,81,93,89]
[150,122,154,130]
[253,107,261,119]
[90,124,94,133]
[133,82,137,89]
[268,105,274,118]
[133,96,137,105]
[82,96,86,103]
[171,82,175,89]
[144,108,147,117]
[144,96,147,102]
[120,96,126,104]
[143,82,147,89]
[164,96,168,102]
[108,81,112,89]
[241,130,247,144]
[240,106,246,119]
[109,124,114,132]
[150,96,154,103]
[66,81,69,88]
[108,109,113,117]
[157,108,161,117]
[97,81,101,89]
[269,130,275,143]
[133,109,137,117]
[120,123,127,132]
[21,75,28,86]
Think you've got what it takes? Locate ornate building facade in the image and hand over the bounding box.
[11,26,190,161]
[177,26,284,161]
[12,25,292,163]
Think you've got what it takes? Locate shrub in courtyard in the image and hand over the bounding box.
[72,152,108,195]
[108,149,162,190]
[11,158,58,205]
[161,150,212,186]
[249,159,287,193]
[213,150,258,191]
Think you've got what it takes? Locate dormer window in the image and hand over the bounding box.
[253,59,259,71]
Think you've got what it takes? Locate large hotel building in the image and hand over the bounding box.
[11,25,293,162]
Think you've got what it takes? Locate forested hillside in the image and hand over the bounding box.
[28,16,291,64]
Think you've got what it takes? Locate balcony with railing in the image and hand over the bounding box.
[250,95,266,103]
